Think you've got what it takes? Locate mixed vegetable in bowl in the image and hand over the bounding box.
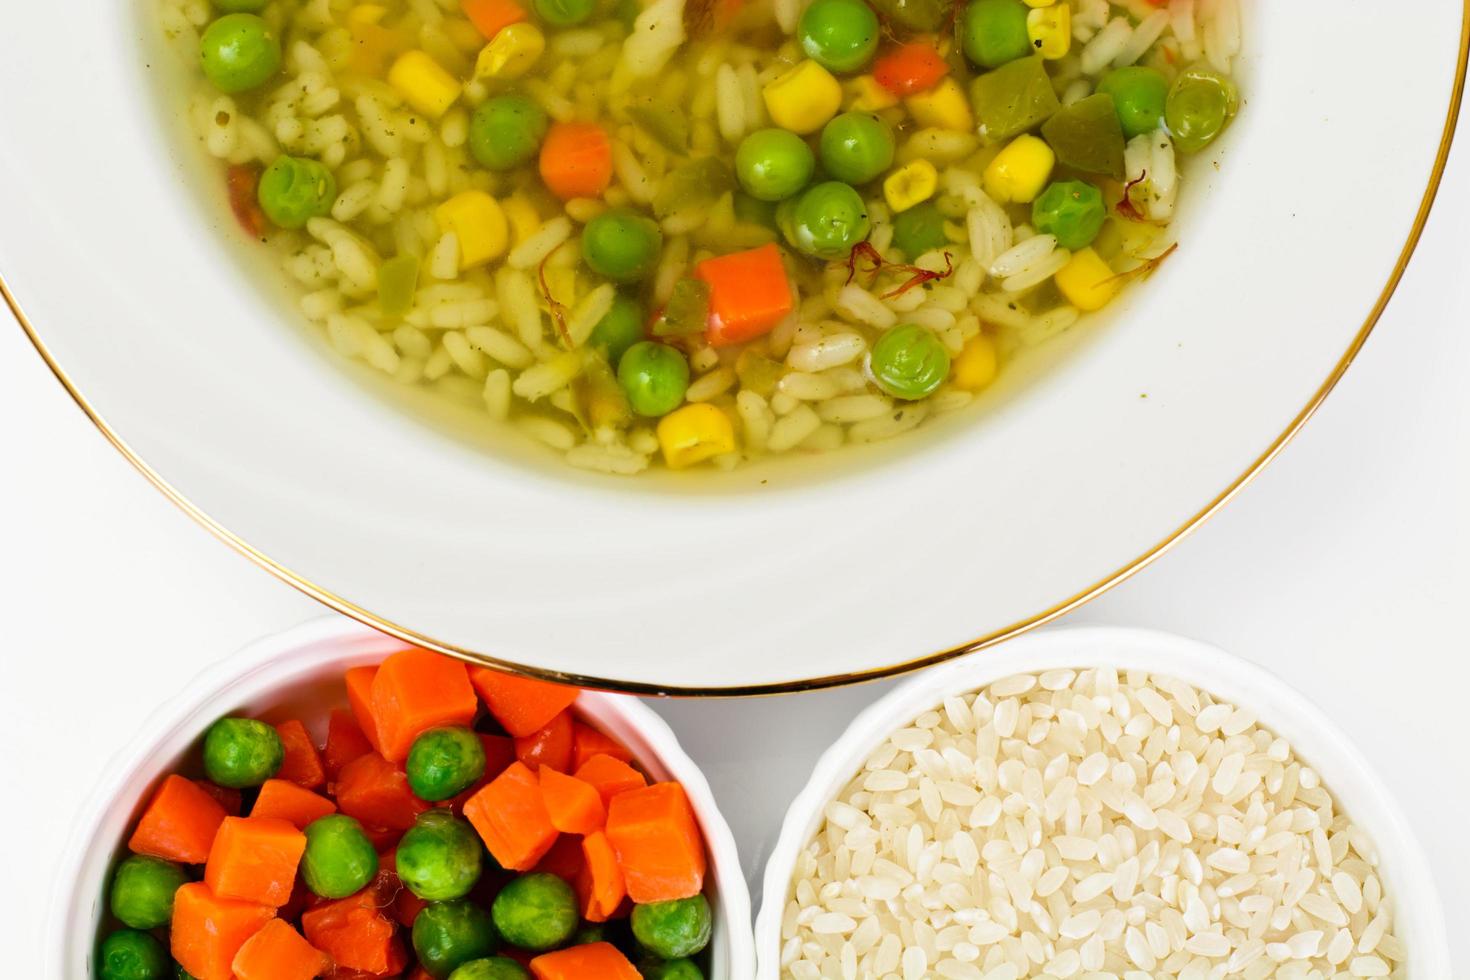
[160,0,1240,473]
[95,649,714,979]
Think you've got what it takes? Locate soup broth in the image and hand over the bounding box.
[156,0,1241,475]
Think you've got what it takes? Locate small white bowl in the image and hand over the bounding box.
[47,617,755,978]
[755,626,1448,978]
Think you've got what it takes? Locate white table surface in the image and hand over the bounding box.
[5,135,1469,975]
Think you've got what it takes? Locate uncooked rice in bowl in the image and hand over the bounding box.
[780,669,1405,979]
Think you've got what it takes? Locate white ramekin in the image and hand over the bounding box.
[48,617,755,978]
[755,626,1448,978]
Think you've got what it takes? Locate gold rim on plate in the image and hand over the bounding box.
[6,16,1468,697]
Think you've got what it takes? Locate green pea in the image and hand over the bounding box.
[301,814,379,899]
[109,855,187,930]
[202,717,283,788]
[257,156,337,230]
[1097,66,1169,139]
[631,895,713,960]
[98,929,169,980]
[397,811,484,901]
[1165,67,1238,153]
[798,0,880,73]
[582,209,664,283]
[617,341,689,417]
[869,322,950,400]
[960,0,1030,69]
[414,900,499,979]
[641,958,705,980]
[198,14,281,93]
[1031,180,1106,250]
[735,129,816,203]
[491,872,579,951]
[588,293,646,367]
[448,958,532,980]
[891,201,948,259]
[779,181,870,260]
[818,112,895,186]
[533,0,595,25]
[407,727,486,802]
[469,94,549,172]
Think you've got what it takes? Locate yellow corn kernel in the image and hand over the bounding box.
[656,403,737,469]
[348,4,387,25]
[883,159,939,213]
[762,60,843,135]
[982,134,1055,204]
[388,50,461,118]
[1027,4,1071,59]
[474,22,545,80]
[951,335,998,390]
[502,194,543,246]
[905,78,974,132]
[849,74,899,112]
[1022,0,1055,7]
[435,191,508,268]
[1055,247,1121,311]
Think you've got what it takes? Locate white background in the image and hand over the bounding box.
[5,140,1469,977]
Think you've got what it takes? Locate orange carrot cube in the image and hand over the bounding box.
[335,752,428,831]
[533,833,586,884]
[324,708,374,782]
[696,243,795,346]
[231,918,332,980]
[538,122,613,201]
[463,761,559,870]
[576,831,626,923]
[345,666,385,757]
[605,782,706,903]
[530,942,641,980]
[573,754,647,807]
[369,648,478,762]
[571,723,634,771]
[250,779,337,830]
[128,774,229,864]
[170,882,275,980]
[204,816,307,908]
[469,668,581,738]
[539,767,606,835]
[301,883,407,976]
[461,0,528,40]
[515,710,575,773]
[274,719,327,789]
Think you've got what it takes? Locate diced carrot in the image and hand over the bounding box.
[575,831,626,923]
[170,882,275,980]
[515,710,575,773]
[461,0,528,39]
[324,708,375,783]
[204,816,308,908]
[469,669,581,738]
[279,877,312,923]
[573,754,647,807]
[370,648,479,762]
[605,782,706,903]
[129,775,229,864]
[538,122,613,201]
[274,719,327,789]
[530,942,641,980]
[695,243,796,346]
[539,767,606,835]
[463,761,559,870]
[232,918,332,980]
[335,752,429,831]
[251,779,338,830]
[193,779,243,817]
[408,968,436,980]
[226,164,268,239]
[533,832,585,884]
[442,733,518,816]
[345,667,385,757]
[301,883,407,977]
[873,41,950,96]
[571,724,634,771]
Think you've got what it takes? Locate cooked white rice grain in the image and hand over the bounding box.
[512,350,583,401]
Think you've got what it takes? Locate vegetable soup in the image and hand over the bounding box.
[156,0,1241,474]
